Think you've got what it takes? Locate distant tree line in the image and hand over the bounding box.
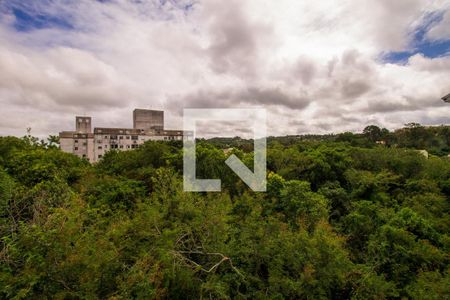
[208,124,450,157]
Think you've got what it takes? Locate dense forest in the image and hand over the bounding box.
[0,125,449,299]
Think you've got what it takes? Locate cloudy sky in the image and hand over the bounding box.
[0,0,449,137]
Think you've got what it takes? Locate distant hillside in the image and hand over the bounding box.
[206,124,450,156]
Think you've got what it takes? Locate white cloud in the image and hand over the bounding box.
[0,0,449,138]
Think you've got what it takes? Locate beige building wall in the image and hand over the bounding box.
[59,110,190,163]
[60,137,74,154]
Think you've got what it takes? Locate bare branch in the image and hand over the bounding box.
[172,250,244,278]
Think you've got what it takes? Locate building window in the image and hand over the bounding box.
[98,155,102,159]
[83,142,87,146]
[82,154,86,158]
[74,147,78,150]
[131,135,138,140]
[126,136,130,139]
[119,145,124,149]
[111,135,118,140]
[127,145,130,149]
[119,136,123,139]
[104,135,108,139]
[98,146,102,149]
[74,139,78,143]
[97,140,102,143]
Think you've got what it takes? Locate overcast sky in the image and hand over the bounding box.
[0,0,449,138]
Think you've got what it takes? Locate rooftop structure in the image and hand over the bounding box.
[59,109,191,162]
[133,109,164,130]
[76,116,91,133]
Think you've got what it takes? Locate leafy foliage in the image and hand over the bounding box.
[0,126,449,299]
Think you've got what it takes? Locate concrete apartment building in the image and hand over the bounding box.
[59,109,191,162]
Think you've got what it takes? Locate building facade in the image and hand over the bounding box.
[59,109,191,162]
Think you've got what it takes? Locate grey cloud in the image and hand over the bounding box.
[202,0,273,78]
[288,119,306,127]
[166,86,311,115]
[419,115,450,126]
[166,90,232,112]
[294,57,317,85]
[340,115,361,123]
[196,120,254,137]
[242,87,310,110]
[382,106,450,129]
[341,80,371,99]
[327,57,338,77]
[313,50,376,102]
[341,50,372,72]
[311,107,348,119]
[363,101,414,113]
[314,122,333,131]
[338,51,375,99]
[361,94,448,114]
[0,47,130,112]
[270,55,319,87]
[426,9,450,41]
